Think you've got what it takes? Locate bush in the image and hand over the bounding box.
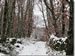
[49,34,67,52]
[0,37,17,54]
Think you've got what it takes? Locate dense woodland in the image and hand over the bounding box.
[0,0,74,56]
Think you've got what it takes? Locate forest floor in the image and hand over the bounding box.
[15,38,66,56]
[0,38,66,56]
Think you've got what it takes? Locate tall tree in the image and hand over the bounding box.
[66,0,74,55]
[1,0,8,42]
[24,0,34,37]
[44,0,60,36]
[7,0,16,37]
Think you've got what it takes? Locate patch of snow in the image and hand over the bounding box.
[0,44,10,54]
[50,34,60,41]
[68,0,70,2]
[7,38,16,42]
[47,47,66,56]
[14,43,24,52]
[0,53,5,56]
[50,34,67,42]
[18,41,47,55]
[61,37,67,42]
[57,41,62,44]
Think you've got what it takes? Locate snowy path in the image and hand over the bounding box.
[0,39,66,56]
[18,41,48,55]
[13,38,66,56]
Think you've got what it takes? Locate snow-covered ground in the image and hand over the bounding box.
[0,37,66,56]
[0,53,6,56]
[11,38,66,56]
[18,41,47,55]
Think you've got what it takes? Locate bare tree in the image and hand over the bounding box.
[44,0,70,37]
[44,0,60,36]
[36,0,50,40]
[23,0,34,37]
[66,0,74,55]
[1,0,8,42]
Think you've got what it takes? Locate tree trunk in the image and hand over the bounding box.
[1,0,8,42]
